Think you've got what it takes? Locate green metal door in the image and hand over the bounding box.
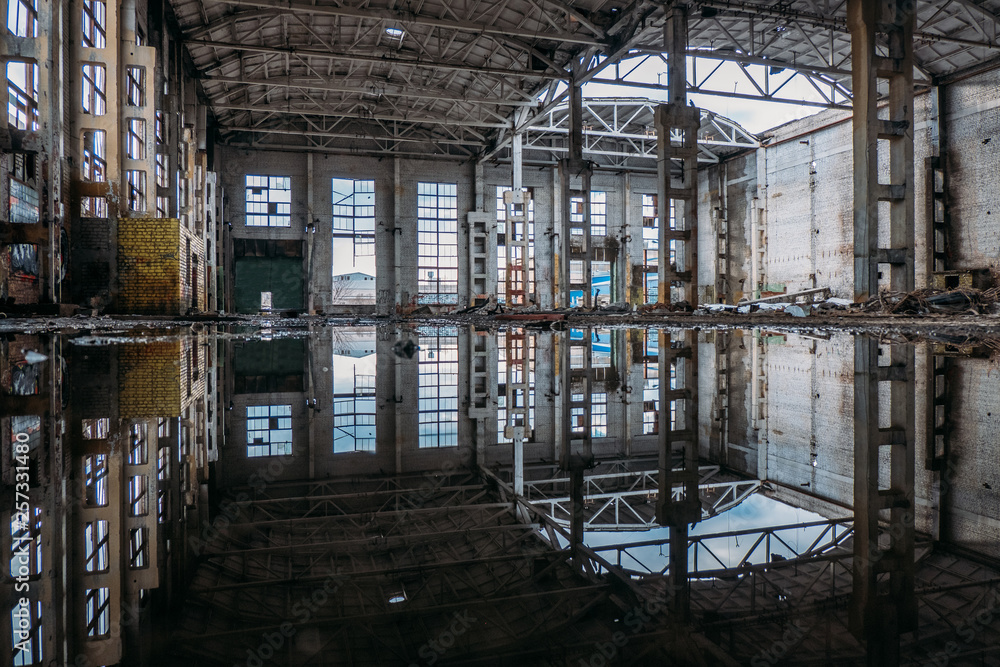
[234,257,304,313]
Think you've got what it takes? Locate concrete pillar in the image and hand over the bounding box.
[656,2,699,307]
[850,0,915,301]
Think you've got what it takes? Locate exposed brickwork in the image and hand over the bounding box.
[118,217,183,314]
[118,341,183,418]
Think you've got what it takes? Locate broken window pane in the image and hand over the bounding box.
[245,175,291,227]
[417,182,458,305]
[331,178,375,304]
[9,153,38,224]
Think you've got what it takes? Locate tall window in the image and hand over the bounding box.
[245,175,291,227]
[11,600,42,666]
[7,0,37,37]
[332,178,376,304]
[246,405,292,457]
[125,66,145,106]
[85,587,110,637]
[417,182,458,305]
[591,392,608,438]
[418,332,459,447]
[641,194,660,303]
[81,64,106,116]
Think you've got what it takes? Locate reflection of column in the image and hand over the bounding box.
[656,330,700,619]
[656,2,699,307]
[852,338,916,665]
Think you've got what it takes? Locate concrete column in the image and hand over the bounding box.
[848,10,918,660]
[850,0,915,301]
[656,2,699,307]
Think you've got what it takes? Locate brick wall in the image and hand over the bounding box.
[117,217,183,314]
[118,341,183,418]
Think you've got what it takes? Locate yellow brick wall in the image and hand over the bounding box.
[118,341,183,418]
[118,217,182,314]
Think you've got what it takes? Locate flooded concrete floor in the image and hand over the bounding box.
[3,321,999,665]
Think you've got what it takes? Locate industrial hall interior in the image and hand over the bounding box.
[4,1,1000,666]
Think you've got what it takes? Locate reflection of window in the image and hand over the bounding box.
[83,454,108,507]
[418,333,459,447]
[496,331,535,445]
[82,1,106,48]
[85,587,110,637]
[6,61,38,130]
[82,64,107,115]
[246,405,292,457]
[417,182,458,304]
[83,520,109,572]
[642,332,658,435]
[591,392,607,438]
[128,475,148,516]
[245,175,291,227]
[333,368,376,453]
[10,600,42,666]
[128,527,148,569]
[7,0,38,38]
[127,422,147,465]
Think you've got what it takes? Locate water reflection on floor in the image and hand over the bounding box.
[3,323,1000,666]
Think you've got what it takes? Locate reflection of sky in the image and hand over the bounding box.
[582,494,828,574]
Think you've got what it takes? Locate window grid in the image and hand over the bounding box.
[246,175,291,227]
[418,334,459,447]
[83,520,109,573]
[125,66,145,106]
[82,64,107,116]
[10,600,42,666]
[7,0,37,38]
[83,454,108,507]
[125,118,145,160]
[333,371,376,453]
[417,182,458,305]
[496,331,536,445]
[127,422,147,466]
[9,177,38,224]
[246,405,292,457]
[85,587,110,637]
[128,527,148,569]
[81,1,106,48]
[591,392,608,438]
[128,475,148,516]
[6,61,38,130]
[590,191,607,236]
[126,169,146,212]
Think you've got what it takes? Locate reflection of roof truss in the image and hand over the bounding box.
[514,98,758,172]
[523,464,762,531]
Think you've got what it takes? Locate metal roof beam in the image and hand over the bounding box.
[202,75,539,107]
[213,103,511,129]
[220,0,604,47]
[219,125,486,147]
[186,39,568,81]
